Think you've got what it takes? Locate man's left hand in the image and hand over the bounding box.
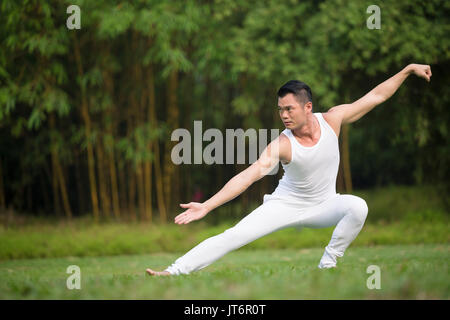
[408,63,432,82]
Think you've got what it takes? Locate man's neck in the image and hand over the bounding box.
[292,113,319,141]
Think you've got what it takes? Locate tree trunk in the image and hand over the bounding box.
[39,170,51,214]
[55,156,73,219]
[144,160,152,221]
[163,70,179,220]
[27,184,32,213]
[102,70,121,220]
[51,147,61,217]
[341,124,353,192]
[108,147,121,220]
[135,60,147,222]
[96,139,111,218]
[74,150,86,215]
[0,158,5,212]
[49,114,72,219]
[153,139,166,223]
[118,160,127,218]
[336,160,345,193]
[73,34,100,222]
[127,90,137,221]
[128,165,137,221]
[136,163,146,221]
[49,114,61,217]
[126,92,137,221]
[43,160,54,212]
[143,65,154,223]
[149,75,167,223]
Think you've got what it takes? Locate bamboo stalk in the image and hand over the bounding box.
[136,163,146,221]
[163,70,179,219]
[49,115,61,217]
[144,63,156,223]
[39,170,51,214]
[118,160,127,218]
[55,156,73,219]
[154,137,166,223]
[128,163,137,221]
[135,54,147,222]
[73,33,100,222]
[74,150,86,215]
[49,114,72,219]
[341,124,353,192]
[149,81,167,223]
[96,139,111,218]
[109,147,121,220]
[102,70,121,220]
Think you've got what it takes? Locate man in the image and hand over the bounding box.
[146,63,432,276]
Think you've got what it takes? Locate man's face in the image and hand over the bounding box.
[277,93,311,130]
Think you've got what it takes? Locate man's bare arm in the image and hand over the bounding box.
[326,64,432,128]
[174,136,288,225]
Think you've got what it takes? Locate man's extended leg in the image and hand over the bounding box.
[154,197,304,275]
[297,194,368,268]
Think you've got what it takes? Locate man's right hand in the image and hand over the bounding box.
[174,202,209,225]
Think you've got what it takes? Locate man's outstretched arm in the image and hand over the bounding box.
[174,135,288,225]
[326,64,432,127]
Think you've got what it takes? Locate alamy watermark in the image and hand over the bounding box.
[66,265,81,290]
[171,121,281,175]
[366,265,381,289]
[65,5,380,31]
[66,5,81,30]
[367,5,381,29]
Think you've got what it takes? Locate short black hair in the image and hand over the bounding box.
[277,80,313,105]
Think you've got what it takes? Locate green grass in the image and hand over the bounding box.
[0,218,447,260]
[0,213,448,260]
[0,185,447,299]
[0,184,447,260]
[352,185,448,224]
[0,244,448,299]
[207,184,448,224]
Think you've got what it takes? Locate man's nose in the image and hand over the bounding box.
[280,110,289,119]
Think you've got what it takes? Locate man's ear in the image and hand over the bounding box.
[304,101,313,112]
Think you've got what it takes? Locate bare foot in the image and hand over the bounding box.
[146,268,172,276]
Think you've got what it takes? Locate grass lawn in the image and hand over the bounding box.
[0,244,448,299]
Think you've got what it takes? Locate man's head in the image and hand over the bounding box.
[277,80,313,129]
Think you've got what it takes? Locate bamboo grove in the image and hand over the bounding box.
[0,0,448,222]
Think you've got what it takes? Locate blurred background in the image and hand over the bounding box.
[0,0,448,255]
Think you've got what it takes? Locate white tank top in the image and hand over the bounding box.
[268,113,340,207]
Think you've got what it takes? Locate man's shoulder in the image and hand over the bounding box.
[321,110,342,137]
[277,130,292,163]
[278,129,291,144]
[322,109,337,121]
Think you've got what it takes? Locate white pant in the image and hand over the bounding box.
[165,193,368,275]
